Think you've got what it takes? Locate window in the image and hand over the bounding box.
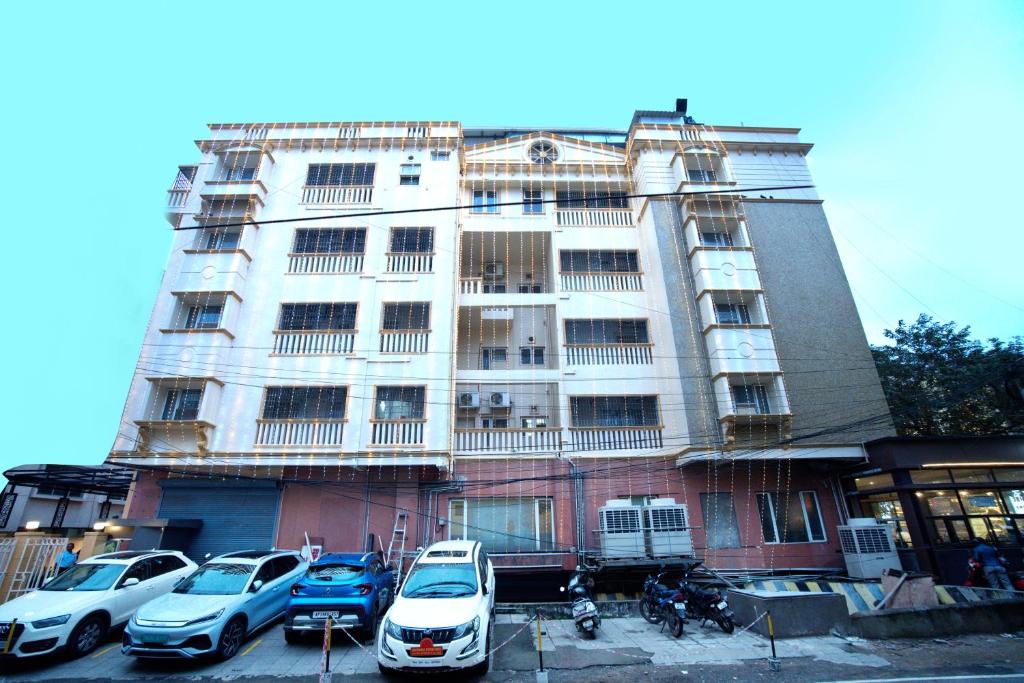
[995,469,1024,483]
[731,384,770,413]
[305,163,375,186]
[184,305,223,330]
[715,303,751,325]
[253,561,277,585]
[481,417,509,429]
[522,416,548,429]
[389,228,434,253]
[522,189,544,214]
[483,282,506,294]
[518,283,543,293]
[272,555,299,577]
[701,231,733,247]
[699,493,741,549]
[555,190,629,209]
[565,319,649,344]
[399,164,421,186]
[120,560,152,585]
[219,155,259,181]
[203,229,241,250]
[471,189,498,213]
[162,388,202,420]
[570,396,660,427]
[851,473,895,491]
[293,228,366,255]
[279,303,357,331]
[430,150,450,161]
[375,386,425,420]
[687,168,718,182]
[756,491,826,543]
[149,555,187,577]
[560,250,640,273]
[262,386,347,420]
[910,469,952,484]
[35,487,83,499]
[952,469,995,483]
[449,498,555,553]
[481,347,508,370]
[173,166,197,190]
[382,303,430,330]
[520,347,545,366]
[860,494,912,547]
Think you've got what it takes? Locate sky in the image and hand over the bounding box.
[0,1,1021,480]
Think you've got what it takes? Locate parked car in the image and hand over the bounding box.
[377,540,495,675]
[284,552,394,644]
[0,550,196,660]
[123,549,306,660]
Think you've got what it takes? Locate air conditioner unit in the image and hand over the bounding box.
[645,500,694,557]
[483,262,505,279]
[457,392,480,409]
[489,392,511,409]
[598,501,645,558]
[838,518,901,579]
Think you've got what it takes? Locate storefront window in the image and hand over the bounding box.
[1002,489,1024,515]
[960,491,1004,515]
[910,469,952,484]
[952,469,995,483]
[920,490,963,516]
[852,473,894,491]
[994,469,1024,483]
[860,494,912,547]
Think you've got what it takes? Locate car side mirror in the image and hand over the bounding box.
[122,577,140,588]
[250,579,264,593]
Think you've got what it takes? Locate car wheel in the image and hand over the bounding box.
[68,615,107,657]
[363,610,379,644]
[284,629,303,645]
[469,628,491,676]
[217,617,246,660]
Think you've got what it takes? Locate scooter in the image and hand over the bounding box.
[561,566,601,638]
[678,561,736,634]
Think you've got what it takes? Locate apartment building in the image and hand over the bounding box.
[110,102,894,573]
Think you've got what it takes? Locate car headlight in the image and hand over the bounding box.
[185,609,224,626]
[383,618,402,640]
[452,616,480,640]
[31,614,71,629]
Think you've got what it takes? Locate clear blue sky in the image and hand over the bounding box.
[0,1,1021,480]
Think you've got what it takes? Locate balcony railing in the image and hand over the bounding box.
[255,419,345,446]
[560,272,642,291]
[555,209,633,227]
[569,425,664,451]
[380,330,429,353]
[565,344,653,366]
[273,331,356,355]
[459,278,549,295]
[386,253,434,273]
[167,189,190,208]
[288,253,364,274]
[300,185,373,205]
[460,278,483,294]
[371,420,424,446]
[454,428,562,453]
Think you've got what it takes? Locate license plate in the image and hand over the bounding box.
[312,611,340,619]
[408,646,445,658]
[143,634,169,644]
[717,600,728,610]
[407,656,443,666]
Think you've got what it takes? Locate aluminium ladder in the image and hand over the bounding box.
[386,510,409,588]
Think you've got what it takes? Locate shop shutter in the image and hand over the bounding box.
[158,483,281,560]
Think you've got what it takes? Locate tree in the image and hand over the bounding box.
[871,315,1024,436]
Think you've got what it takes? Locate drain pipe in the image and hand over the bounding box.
[421,479,464,548]
[566,455,586,567]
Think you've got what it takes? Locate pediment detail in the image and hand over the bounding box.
[464,132,625,165]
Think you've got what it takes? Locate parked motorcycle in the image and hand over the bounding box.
[561,566,601,638]
[639,568,676,624]
[654,587,686,638]
[965,557,1024,591]
[678,561,735,634]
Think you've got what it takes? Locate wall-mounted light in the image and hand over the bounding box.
[25,521,40,530]
[93,522,109,531]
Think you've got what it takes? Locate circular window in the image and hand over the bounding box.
[529,141,558,164]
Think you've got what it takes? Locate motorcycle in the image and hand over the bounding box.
[639,568,677,624]
[678,561,735,634]
[965,557,1024,591]
[561,566,601,638]
[654,587,686,638]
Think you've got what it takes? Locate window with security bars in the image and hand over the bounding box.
[305,163,375,186]
[292,228,366,254]
[570,396,659,427]
[448,498,554,553]
[756,491,826,544]
[555,189,629,209]
[262,386,347,420]
[715,303,751,325]
[278,303,357,331]
[162,388,202,421]
[218,154,260,181]
[731,384,770,413]
[701,231,734,247]
[389,228,434,253]
[560,250,640,273]
[565,319,649,344]
[203,228,241,250]
[686,168,718,182]
[184,305,222,329]
[382,303,430,330]
[374,386,425,420]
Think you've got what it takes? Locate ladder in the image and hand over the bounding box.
[386,510,410,587]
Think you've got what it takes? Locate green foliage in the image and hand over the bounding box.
[871,315,1024,436]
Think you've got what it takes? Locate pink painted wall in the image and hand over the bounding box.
[124,469,162,519]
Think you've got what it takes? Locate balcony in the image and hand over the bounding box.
[456,306,558,372]
[569,426,664,452]
[255,420,345,447]
[287,253,364,274]
[386,253,433,273]
[690,249,760,294]
[454,428,562,454]
[554,209,633,228]
[165,166,196,226]
[560,272,642,292]
[300,185,373,205]
[135,377,222,455]
[565,343,653,366]
[379,330,429,354]
[704,327,780,377]
[370,420,425,447]
[458,232,552,303]
[273,331,356,355]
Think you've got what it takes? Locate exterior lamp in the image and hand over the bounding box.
[25,521,40,530]
[93,522,108,531]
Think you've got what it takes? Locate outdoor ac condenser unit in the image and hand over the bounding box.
[483,262,505,279]
[489,392,512,409]
[458,392,480,409]
[598,500,645,558]
[645,499,694,557]
[838,518,901,579]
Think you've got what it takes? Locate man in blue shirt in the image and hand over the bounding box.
[57,542,78,573]
[972,537,1012,590]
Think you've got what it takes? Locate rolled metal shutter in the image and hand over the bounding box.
[157,481,281,560]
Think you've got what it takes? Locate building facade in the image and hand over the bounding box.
[110,103,894,574]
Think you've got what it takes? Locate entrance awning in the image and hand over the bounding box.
[3,464,133,498]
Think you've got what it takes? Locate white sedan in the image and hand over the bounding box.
[0,550,196,659]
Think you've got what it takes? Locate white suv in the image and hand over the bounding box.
[377,540,495,675]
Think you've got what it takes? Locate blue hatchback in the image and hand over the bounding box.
[284,553,394,644]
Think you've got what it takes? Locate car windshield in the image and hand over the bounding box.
[173,563,253,595]
[401,562,478,598]
[308,564,363,580]
[41,563,124,591]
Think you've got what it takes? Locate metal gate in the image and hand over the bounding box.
[158,481,280,560]
[3,536,68,602]
[0,538,15,579]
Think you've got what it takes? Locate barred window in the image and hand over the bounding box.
[570,396,659,427]
[375,386,425,420]
[305,163,376,186]
[279,303,357,331]
[382,303,430,330]
[389,228,434,253]
[560,250,639,273]
[555,189,629,209]
[262,386,347,420]
[565,319,649,344]
[293,228,366,254]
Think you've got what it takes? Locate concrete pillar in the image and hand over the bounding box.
[77,531,111,560]
[0,531,46,602]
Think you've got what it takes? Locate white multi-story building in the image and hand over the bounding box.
[110,102,893,573]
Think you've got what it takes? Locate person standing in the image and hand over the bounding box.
[57,542,78,573]
[972,536,1013,590]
